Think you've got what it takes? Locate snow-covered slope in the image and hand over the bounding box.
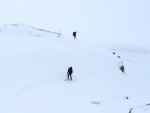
[0,24,150,113]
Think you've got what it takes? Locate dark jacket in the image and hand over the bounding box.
[67,67,73,74]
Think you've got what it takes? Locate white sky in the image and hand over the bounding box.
[0,0,149,41]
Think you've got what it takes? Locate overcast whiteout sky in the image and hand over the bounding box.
[0,0,149,42]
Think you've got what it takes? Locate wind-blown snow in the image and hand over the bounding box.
[0,24,150,113]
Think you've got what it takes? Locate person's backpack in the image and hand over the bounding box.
[69,67,73,73]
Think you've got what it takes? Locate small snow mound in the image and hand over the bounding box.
[90,101,101,105]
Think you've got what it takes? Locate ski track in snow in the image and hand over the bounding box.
[0,84,33,113]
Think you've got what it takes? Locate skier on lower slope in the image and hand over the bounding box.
[67,67,73,81]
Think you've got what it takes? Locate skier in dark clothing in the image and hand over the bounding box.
[67,67,73,80]
[73,32,77,39]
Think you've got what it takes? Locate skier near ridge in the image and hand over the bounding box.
[67,67,73,80]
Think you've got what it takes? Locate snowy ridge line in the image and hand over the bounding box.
[128,102,150,113]
[0,23,62,35]
[134,102,150,109]
[120,57,135,64]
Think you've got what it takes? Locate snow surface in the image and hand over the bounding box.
[0,24,150,113]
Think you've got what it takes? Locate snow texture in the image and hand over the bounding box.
[0,24,150,113]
